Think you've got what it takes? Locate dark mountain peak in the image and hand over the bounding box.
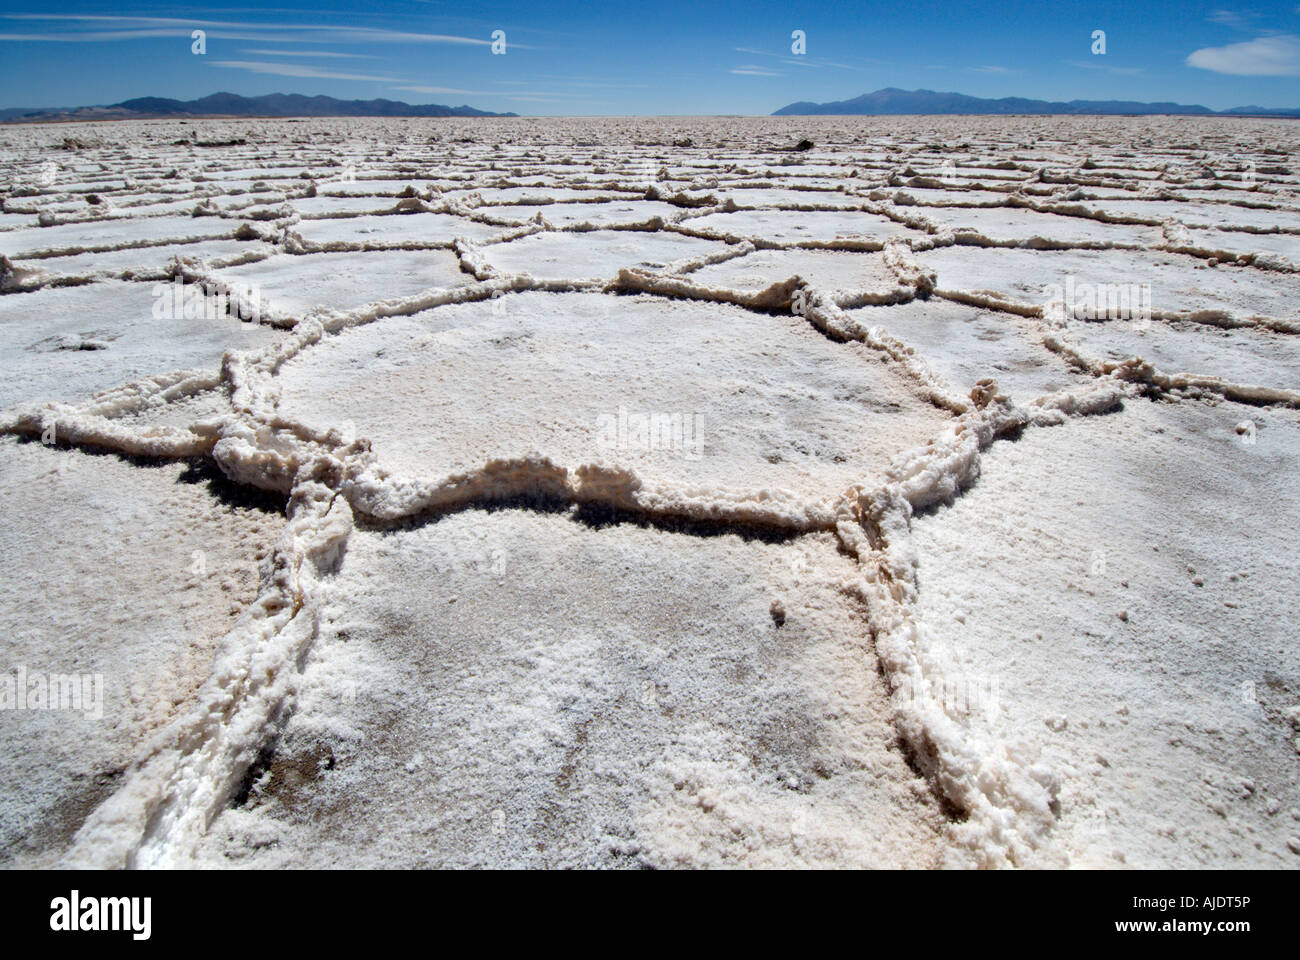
[2,92,519,122]
[773,88,1300,118]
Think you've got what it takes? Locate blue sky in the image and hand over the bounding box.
[2,1,1299,113]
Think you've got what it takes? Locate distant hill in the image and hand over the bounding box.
[0,92,519,122]
[773,88,1300,117]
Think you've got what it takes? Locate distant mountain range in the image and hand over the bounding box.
[0,92,518,123]
[5,87,1295,122]
[773,88,1300,118]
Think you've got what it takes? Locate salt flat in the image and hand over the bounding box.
[0,115,1297,870]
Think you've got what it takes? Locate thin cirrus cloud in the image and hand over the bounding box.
[734,46,858,70]
[1187,34,1300,75]
[729,65,782,76]
[393,84,591,102]
[0,29,207,41]
[780,57,857,69]
[1206,9,1261,29]
[0,13,492,46]
[392,85,497,96]
[210,60,400,83]
[1066,59,1144,76]
[240,48,379,59]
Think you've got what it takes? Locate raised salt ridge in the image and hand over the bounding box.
[0,115,1296,869]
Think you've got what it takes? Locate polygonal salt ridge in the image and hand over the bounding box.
[53,392,1107,863]
[1042,328,1300,409]
[826,384,1136,867]
[191,507,948,868]
[2,214,255,261]
[282,210,512,254]
[672,248,922,316]
[263,287,956,502]
[904,396,1300,867]
[915,244,1300,335]
[0,440,289,867]
[206,248,481,327]
[1,292,384,459]
[600,263,965,416]
[672,207,927,251]
[471,227,741,283]
[909,253,1300,406]
[0,253,43,292]
[5,113,1289,868]
[13,238,282,287]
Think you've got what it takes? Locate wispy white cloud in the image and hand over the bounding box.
[1187,34,1300,75]
[1066,59,1145,75]
[533,78,648,88]
[0,29,198,42]
[729,65,782,77]
[209,60,399,82]
[395,83,596,102]
[240,48,378,59]
[970,65,1018,74]
[1207,9,1261,29]
[392,84,495,96]
[0,14,492,46]
[734,46,858,70]
[780,57,856,69]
